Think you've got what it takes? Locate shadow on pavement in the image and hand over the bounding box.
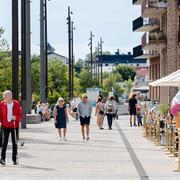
[19,164,54,171]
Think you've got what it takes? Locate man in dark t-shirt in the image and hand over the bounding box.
[128,93,137,127]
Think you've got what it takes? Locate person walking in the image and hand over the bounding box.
[54,98,69,141]
[95,97,105,130]
[136,102,142,126]
[105,97,116,130]
[0,90,22,165]
[114,96,120,120]
[70,97,80,121]
[78,94,92,141]
[128,93,138,127]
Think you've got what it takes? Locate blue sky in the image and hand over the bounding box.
[0,0,142,59]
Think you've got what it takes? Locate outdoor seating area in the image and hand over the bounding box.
[143,108,180,170]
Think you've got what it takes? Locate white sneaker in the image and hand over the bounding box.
[63,137,67,141]
[59,138,62,141]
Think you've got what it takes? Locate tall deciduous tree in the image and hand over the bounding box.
[79,69,93,92]
[114,65,136,81]
[0,27,9,52]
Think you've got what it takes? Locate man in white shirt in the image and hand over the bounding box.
[0,90,21,166]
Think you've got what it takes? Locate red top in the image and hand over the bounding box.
[0,100,22,128]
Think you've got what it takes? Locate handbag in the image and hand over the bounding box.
[99,110,104,115]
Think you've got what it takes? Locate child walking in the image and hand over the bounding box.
[136,103,143,126]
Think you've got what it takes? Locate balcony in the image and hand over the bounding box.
[142,0,167,18]
[143,31,167,51]
[132,0,143,5]
[133,45,144,57]
[133,16,160,32]
[133,44,160,59]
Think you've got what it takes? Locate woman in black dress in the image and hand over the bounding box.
[128,93,137,127]
[54,98,69,141]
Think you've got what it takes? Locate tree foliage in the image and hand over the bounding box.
[0,28,136,103]
[48,59,68,98]
[79,69,94,92]
[114,65,136,81]
[75,58,85,76]
[0,27,9,52]
[31,56,69,102]
[103,73,124,96]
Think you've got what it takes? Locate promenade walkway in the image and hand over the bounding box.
[0,114,180,180]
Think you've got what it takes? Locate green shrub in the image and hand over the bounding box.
[157,104,169,116]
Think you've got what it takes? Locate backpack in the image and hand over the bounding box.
[107,102,114,113]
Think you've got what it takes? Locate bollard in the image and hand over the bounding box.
[164,118,169,151]
[153,121,156,143]
[172,125,176,157]
[156,115,161,146]
[158,115,161,145]
[143,111,147,137]
[166,118,172,154]
[174,128,180,172]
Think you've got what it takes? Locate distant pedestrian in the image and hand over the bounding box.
[71,97,80,121]
[54,98,69,141]
[136,102,142,126]
[0,90,22,165]
[95,97,105,130]
[35,101,43,121]
[42,103,51,121]
[128,93,137,127]
[78,94,92,140]
[114,96,120,120]
[50,103,56,118]
[105,97,116,130]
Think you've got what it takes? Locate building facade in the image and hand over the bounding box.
[47,43,68,65]
[133,0,180,103]
[101,53,147,73]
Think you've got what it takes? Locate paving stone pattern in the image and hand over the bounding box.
[0,114,180,180]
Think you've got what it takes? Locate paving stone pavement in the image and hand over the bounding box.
[0,114,180,180]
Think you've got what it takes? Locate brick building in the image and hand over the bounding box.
[133,0,180,103]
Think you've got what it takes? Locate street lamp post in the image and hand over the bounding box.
[67,6,73,100]
[88,31,94,79]
[12,0,19,100]
[25,0,32,114]
[97,42,100,85]
[21,0,27,129]
[100,37,104,86]
[44,0,51,102]
[44,0,48,102]
[40,0,46,103]
[71,21,75,98]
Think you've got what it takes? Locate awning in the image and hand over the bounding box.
[132,86,149,93]
[149,69,180,87]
